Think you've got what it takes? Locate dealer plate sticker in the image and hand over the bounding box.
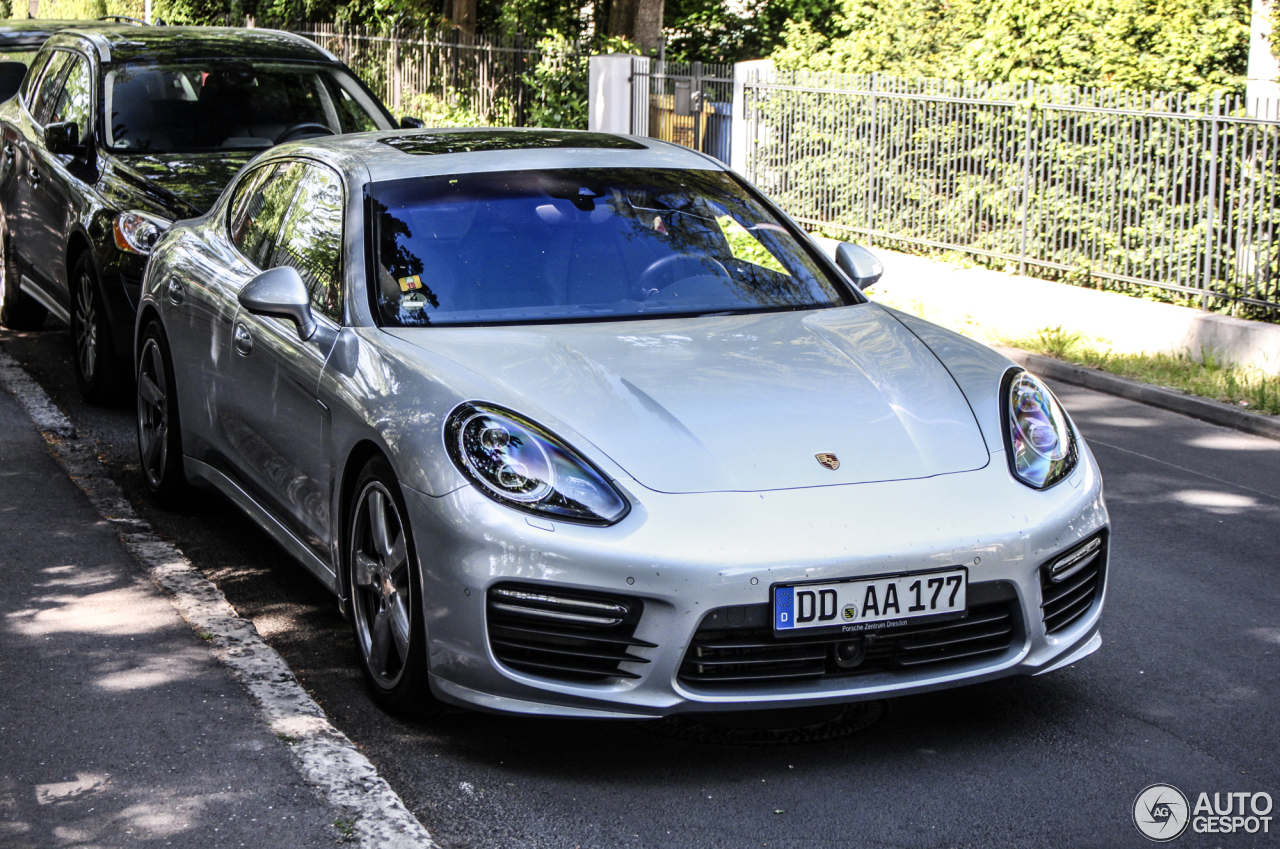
[773,568,967,635]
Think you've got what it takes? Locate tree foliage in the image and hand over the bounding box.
[773,0,1252,92]
[662,0,841,63]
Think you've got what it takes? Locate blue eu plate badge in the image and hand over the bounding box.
[774,586,795,630]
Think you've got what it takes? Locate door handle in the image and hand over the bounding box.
[4,145,13,160]
[166,278,184,305]
[26,166,38,185]
[233,321,253,356]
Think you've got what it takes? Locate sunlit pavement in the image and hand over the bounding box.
[0,376,344,846]
[2,323,1278,848]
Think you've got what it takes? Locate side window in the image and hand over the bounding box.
[229,161,306,268]
[228,165,275,246]
[19,50,52,108]
[271,164,345,322]
[30,51,71,125]
[48,55,92,144]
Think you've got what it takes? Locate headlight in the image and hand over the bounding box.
[113,210,172,255]
[445,403,630,525]
[1003,370,1077,489]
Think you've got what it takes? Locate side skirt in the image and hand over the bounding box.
[183,456,340,594]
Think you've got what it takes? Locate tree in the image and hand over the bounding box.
[608,0,663,52]
[663,0,844,63]
[774,0,1252,91]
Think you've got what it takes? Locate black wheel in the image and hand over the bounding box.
[347,456,439,717]
[136,321,187,500]
[70,254,121,403]
[0,223,45,330]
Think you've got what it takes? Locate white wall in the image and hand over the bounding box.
[587,54,635,134]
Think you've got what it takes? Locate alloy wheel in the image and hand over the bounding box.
[350,482,413,690]
[136,337,169,490]
[74,270,98,383]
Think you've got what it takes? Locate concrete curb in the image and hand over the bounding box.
[996,346,1280,442]
[0,345,439,849]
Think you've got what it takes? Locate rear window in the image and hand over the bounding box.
[368,168,855,327]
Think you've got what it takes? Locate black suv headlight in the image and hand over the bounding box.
[445,403,630,525]
[1002,370,1078,489]
[113,210,172,255]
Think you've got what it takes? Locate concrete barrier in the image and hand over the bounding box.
[810,236,1280,374]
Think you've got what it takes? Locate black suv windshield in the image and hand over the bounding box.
[106,60,388,152]
[370,168,854,327]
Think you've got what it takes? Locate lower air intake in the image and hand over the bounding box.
[487,583,654,683]
[678,582,1021,690]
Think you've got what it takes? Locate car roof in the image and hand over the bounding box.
[0,19,123,51]
[45,25,334,64]
[268,128,728,184]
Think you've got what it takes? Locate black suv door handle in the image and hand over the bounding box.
[3,145,13,160]
[26,166,38,186]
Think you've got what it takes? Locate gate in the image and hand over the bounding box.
[631,58,733,163]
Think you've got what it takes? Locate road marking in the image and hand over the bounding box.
[0,345,439,849]
[1089,438,1280,504]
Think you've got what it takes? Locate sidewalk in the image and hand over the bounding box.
[0,387,342,846]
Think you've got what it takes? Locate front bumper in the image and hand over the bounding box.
[403,446,1108,718]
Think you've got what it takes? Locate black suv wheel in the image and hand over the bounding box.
[70,254,121,403]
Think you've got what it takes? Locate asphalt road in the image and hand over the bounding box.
[3,322,1278,849]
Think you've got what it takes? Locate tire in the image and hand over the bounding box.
[136,320,187,500]
[347,456,439,717]
[0,224,45,330]
[70,253,121,404]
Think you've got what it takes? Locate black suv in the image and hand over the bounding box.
[0,26,404,400]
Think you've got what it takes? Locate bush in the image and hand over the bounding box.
[401,91,488,127]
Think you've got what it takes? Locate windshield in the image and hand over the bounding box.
[106,60,390,152]
[369,168,854,327]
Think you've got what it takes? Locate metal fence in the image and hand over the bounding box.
[296,24,585,127]
[741,70,1280,314]
[631,59,734,162]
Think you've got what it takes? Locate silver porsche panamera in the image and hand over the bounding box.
[134,127,1109,718]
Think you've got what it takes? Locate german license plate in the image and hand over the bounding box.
[772,568,968,636]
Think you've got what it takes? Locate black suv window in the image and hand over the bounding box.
[47,55,92,144]
[30,50,71,124]
[229,161,306,268]
[105,61,387,152]
[270,164,345,322]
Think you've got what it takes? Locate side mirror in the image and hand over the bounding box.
[835,242,883,290]
[0,61,27,102]
[44,121,83,156]
[238,266,317,340]
[399,116,425,129]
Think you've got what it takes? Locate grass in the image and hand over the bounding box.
[1011,326,1280,415]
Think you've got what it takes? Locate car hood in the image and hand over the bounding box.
[385,305,991,494]
[109,151,256,217]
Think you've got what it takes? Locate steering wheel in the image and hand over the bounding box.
[276,122,336,144]
[636,253,730,298]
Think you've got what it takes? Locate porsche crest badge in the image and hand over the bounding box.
[816,453,840,470]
